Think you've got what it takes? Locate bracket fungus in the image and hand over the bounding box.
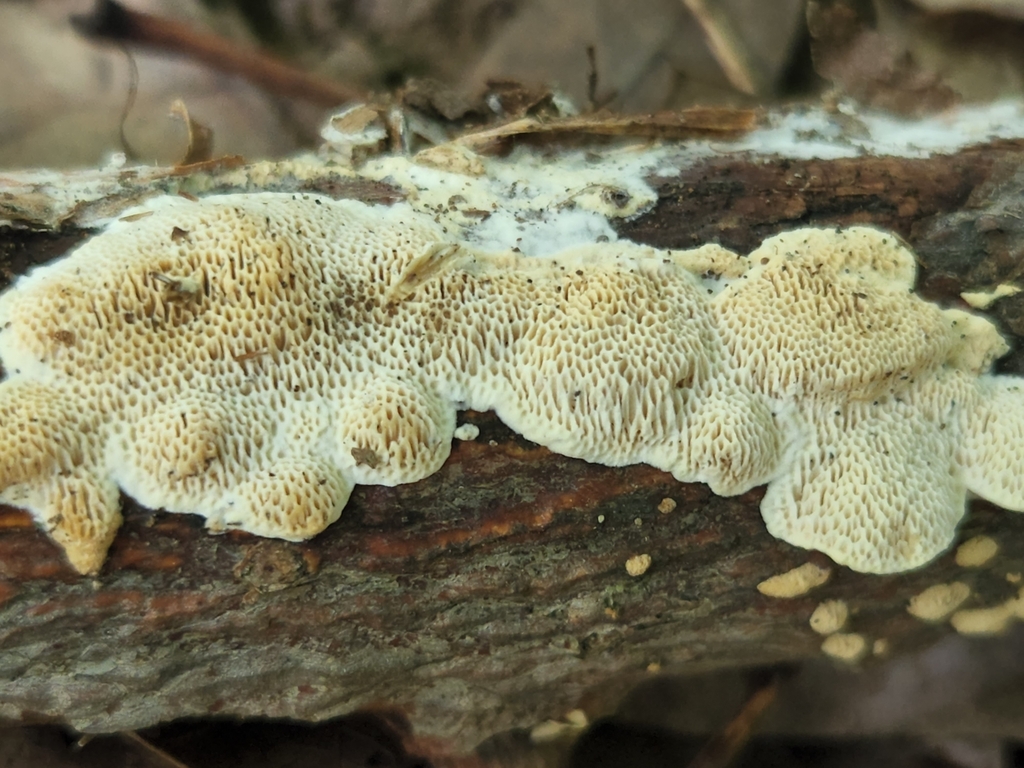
[1,193,1023,575]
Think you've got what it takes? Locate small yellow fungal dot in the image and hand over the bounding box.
[907,582,971,622]
[809,599,848,635]
[646,662,662,673]
[633,517,643,527]
[950,604,1015,636]
[452,423,479,441]
[565,710,588,728]
[872,638,889,656]
[757,562,831,598]
[821,632,867,663]
[1015,589,1024,615]
[657,497,677,514]
[956,535,998,567]
[1007,572,1022,584]
[960,283,1021,310]
[414,143,487,177]
[626,553,652,577]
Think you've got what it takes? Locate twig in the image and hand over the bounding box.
[680,0,764,96]
[454,107,759,153]
[120,731,194,768]
[71,0,362,108]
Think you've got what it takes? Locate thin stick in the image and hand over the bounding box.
[71,0,362,107]
[680,0,763,96]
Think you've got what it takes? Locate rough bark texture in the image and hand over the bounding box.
[3,139,1024,750]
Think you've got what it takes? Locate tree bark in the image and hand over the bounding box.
[2,135,1024,750]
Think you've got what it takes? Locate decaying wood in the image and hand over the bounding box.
[2,136,1024,751]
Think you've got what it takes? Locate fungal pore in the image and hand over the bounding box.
[1,194,1022,575]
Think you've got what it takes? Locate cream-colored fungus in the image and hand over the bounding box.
[955,535,1000,567]
[950,588,1024,636]
[809,599,849,635]
[756,562,832,598]
[806,602,847,638]
[821,632,868,663]
[1,194,1022,575]
[907,582,971,622]
[716,229,1014,574]
[625,553,652,577]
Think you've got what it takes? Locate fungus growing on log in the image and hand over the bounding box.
[1,193,1022,575]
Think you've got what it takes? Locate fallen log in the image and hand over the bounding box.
[2,104,1024,750]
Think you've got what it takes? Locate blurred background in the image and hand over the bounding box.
[3,0,1024,168]
[4,1,1024,766]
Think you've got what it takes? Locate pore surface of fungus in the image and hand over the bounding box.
[1,193,1023,574]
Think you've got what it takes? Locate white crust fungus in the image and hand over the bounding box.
[719,228,1014,574]
[1,194,1023,575]
[963,379,1024,513]
[529,709,589,745]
